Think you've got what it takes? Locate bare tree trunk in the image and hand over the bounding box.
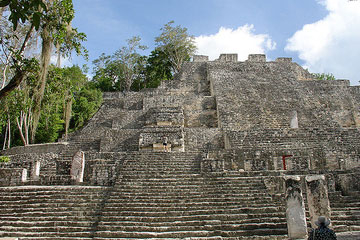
[0,25,34,100]
[31,26,53,143]
[2,120,8,150]
[16,113,26,146]
[7,117,11,149]
[16,111,30,146]
[64,95,72,140]
[24,109,31,145]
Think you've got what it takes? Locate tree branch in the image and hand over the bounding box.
[0,25,34,100]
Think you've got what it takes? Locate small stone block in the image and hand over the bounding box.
[276,57,292,63]
[193,55,209,62]
[218,54,238,62]
[247,54,266,62]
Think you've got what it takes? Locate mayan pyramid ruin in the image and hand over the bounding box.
[0,54,359,239]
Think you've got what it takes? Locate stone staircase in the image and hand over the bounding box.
[329,191,360,232]
[1,150,359,239]
[91,152,288,239]
[0,186,107,240]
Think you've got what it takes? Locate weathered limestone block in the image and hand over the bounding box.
[217,54,238,62]
[201,158,224,172]
[264,176,285,195]
[290,110,299,129]
[284,175,308,239]
[305,175,331,228]
[145,107,184,127]
[247,54,266,62]
[21,169,27,182]
[336,173,360,195]
[139,127,185,152]
[276,57,292,63]
[70,151,85,183]
[32,161,41,180]
[193,55,209,62]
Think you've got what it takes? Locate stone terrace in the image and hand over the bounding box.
[0,54,360,239]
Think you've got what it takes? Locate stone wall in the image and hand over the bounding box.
[0,142,67,155]
[1,53,360,189]
[208,57,359,132]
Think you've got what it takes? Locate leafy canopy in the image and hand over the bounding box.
[155,21,197,73]
[0,0,47,30]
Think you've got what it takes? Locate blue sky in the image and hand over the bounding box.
[70,0,360,85]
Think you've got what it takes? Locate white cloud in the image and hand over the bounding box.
[286,0,360,85]
[195,25,276,61]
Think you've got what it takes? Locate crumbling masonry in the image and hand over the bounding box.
[0,54,360,239]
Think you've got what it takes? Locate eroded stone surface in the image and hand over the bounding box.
[306,175,331,228]
[284,175,308,239]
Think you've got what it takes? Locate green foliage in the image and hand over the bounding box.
[145,49,173,88]
[92,36,148,92]
[312,73,336,81]
[92,53,125,92]
[35,111,64,143]
[0,156,10,162]
[0,0,88,101]
[155,21,197,73]
[35,65,100,142]
[48,0,88,59]
[0,64,102,147]
[0,0,47,30]
[71,84,102,130]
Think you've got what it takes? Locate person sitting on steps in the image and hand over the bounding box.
[163,136,169,152]
[308,216,337,240]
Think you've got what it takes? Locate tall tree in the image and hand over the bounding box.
[145,48,173,88]
[92,37,147,92]
[0,0,47,99]
[30,0,87,143]
[155,21,197,74]
[114,36,147,91]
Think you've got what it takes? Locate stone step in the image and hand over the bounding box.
[332,209,360,214]
[106,192,274,199]
[99,201,278,208]
[332,220,360,226]
[0,186,107,193]
[115,180,264,186]
[105,196,275,204]
[332,203,360,208]
[19,238,93,240]
[95,222,287,233]
[0,203,280,213]
[0,210,97,217]
[118,183,265,188]
[100,205,283,214]
[0,220,93,227]
[0,226,91,233]
[98,212,286,223]
[331,213,360,220]
[0,206,98,214]
[91,236,287,240]
[98,207,283,217]
[0,216,95,222]
[93,228,288,238]
[0,231,93,238]
[0,199,101,205]
[9,238,93,240]
[113,188,267,195]
[96,217,286,227]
